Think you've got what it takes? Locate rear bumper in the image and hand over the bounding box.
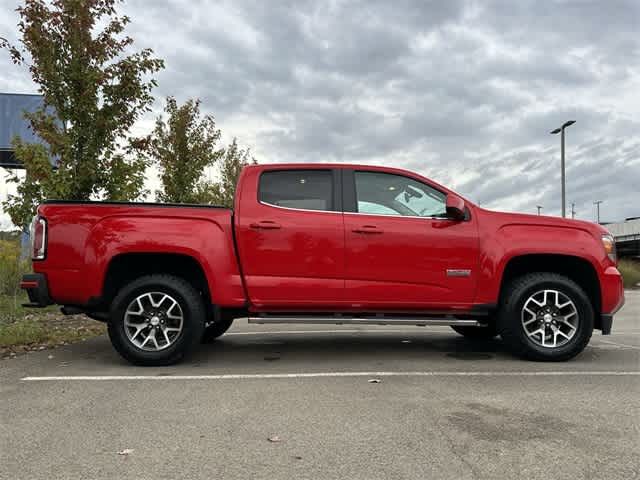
[20,273,53,307]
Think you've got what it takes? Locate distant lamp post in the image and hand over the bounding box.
[571,202,576,219]
[537,205,543,215]
[550,120,576,218]
[594,200,603,224]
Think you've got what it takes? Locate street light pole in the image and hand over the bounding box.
[561,128,566,217]
[594,200,603,224]
[550,120,576,218]
[537,205,543,215]
[571,202,576,219]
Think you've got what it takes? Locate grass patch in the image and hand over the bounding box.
[1,293,105,355]
[0,293,58,323]
[0,318,105,348]
[619,259,640,289]
[0,320,49,346]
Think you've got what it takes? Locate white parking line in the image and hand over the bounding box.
[21,371,640,381]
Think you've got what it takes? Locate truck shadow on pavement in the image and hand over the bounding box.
[184,332,624,369]
[60,332,508,367]
[196,332,505,359]
[54,330,622,368]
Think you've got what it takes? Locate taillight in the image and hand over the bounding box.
[30,216,47,260]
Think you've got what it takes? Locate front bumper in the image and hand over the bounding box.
[600,294,625,335]
[598,266,625,335]
[20,273,53,307]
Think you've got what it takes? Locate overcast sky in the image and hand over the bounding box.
[1,0,639,228]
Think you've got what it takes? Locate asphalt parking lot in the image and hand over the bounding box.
[1,291,639,480]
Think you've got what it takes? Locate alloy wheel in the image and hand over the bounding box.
[123,292,184,351]
[521,289,579,348]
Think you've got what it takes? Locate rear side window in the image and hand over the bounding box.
[259,170,334,212]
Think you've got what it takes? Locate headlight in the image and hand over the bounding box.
[601,234,616,263]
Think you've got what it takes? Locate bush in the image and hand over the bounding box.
[0,239,30,297]
[618,259,640,289]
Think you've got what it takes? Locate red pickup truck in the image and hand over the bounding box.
[21,163,624,365]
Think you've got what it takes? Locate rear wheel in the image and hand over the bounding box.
[451,323,498,339]
[498,273,593,361]
[108,274,205,366]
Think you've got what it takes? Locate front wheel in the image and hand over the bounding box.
[498,273,594,361]
[108,274,206,366]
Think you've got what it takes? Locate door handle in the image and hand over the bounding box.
[250,221,281,230]
[352,225,383,234]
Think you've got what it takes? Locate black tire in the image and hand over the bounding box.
[108,274,206,366]
[498,273,594,361]
[451,323,498,339]
[201,315,234,343]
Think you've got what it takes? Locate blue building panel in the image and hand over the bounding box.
[0,93,46,148]
[0,93,56,169]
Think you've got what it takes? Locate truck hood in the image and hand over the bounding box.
[476,208,609,237]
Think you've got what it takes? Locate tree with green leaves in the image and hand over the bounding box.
[1,0,164,228]
[148,96,224,204]
[202,138,257,208]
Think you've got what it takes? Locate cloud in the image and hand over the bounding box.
[1,0,638,229]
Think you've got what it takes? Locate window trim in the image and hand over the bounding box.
[257,168,342,214]
[343,210,452,220]
[345,169,453,220]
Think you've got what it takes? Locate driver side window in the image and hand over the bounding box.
[355,171,446,218]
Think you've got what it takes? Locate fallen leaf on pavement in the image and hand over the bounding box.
[268,436,282,443]
[117,449,134,455]
[368,379,381,383]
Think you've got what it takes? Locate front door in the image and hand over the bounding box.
[343,169,479,310]
[235,168,345,310]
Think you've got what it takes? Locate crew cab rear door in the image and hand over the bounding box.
[235,167,345,309]
[343,169,480,310]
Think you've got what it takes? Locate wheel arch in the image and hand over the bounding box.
[499,253,602,329]
[98,252,212,315]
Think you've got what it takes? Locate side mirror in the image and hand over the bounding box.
[446,194,466,221]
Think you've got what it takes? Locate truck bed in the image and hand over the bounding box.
[34,200,243,307]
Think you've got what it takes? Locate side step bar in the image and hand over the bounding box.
[247,315,483,327]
